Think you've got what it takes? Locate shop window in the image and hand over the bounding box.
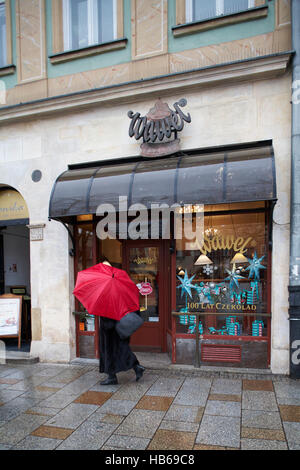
[174,202,270,367]
[0,2,6,67]
[186,0,255,23]
[62,0,117,51]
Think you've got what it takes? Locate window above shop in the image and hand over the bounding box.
[186,0,256,23]
[62,0,116,51]
[0,1,15,77]
[0,1,6,68]
[173,0,268,38]
[50,0,126,64]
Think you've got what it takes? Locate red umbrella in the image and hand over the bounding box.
[73,263,140,320]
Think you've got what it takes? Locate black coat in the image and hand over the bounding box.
[99,316,139,375]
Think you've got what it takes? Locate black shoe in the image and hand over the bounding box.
[100,375,118,385]
[134,365,145,382]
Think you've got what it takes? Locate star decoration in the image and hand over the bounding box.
[225,264,246,290]
[203,265,214,275]
[177,270,196,299]
[245,252,266,280]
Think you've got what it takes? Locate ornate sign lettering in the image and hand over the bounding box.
[127,98,191,157]
[199,235,253,256]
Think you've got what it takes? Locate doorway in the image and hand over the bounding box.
[122,240,170,352]
[0,224,31,351]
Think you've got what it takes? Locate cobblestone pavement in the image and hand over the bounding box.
[0,361,299,450]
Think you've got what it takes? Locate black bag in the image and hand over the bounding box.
[116,311,144,340]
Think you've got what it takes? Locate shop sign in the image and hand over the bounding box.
[187,301,257,312]
[0,190,29,221]
[199,234,253,256]
[133,256,156,265]
[27,224,46,241]
[127,98,191,157]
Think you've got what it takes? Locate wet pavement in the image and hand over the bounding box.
[0,355,299,451]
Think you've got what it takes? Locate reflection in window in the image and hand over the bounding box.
[63,0,116,51]
[187,0,255,23]
[0,2,6,67]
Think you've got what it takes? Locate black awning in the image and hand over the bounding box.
[49,143,277,219]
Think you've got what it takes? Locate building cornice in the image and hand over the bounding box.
[0,51,293,125]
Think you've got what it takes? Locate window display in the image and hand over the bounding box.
[175,203,269,341]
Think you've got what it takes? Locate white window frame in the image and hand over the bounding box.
[63,0,117,51]
[0,1,6,67]
[186,0,256,23]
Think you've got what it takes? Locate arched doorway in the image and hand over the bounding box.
[0,186,31,353]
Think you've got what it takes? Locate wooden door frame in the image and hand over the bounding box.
[122,238,170,353]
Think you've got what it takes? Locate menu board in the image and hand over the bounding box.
[0,295,22,347]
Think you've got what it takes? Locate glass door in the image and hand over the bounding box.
[123,240,168,351]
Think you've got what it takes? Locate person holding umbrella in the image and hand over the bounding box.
[73,256,145,385]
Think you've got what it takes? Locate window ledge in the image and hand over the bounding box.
[0,64,16,77]
[172,5,269,37]
[49,38,128,65]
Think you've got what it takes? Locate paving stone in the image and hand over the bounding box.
[204,400,241,417]
[115,409,164,439]
[12,435,62,450]
[193,444,228,450]
[148,429,196,450]
[242,391,278,411]
[25,406,59,417]
[283,422,300,450]
[196,415,240,448]
[0,413,48,445]
[0,378,20,385]
[173,378,211,407]
[112,381,154,401]
[276,396,300,406]
[243,380,274,391]
[31,425,73,440]
[145,377,184,397]
[273,382,300,400]
[89,381,121,393]
[74,390,112,406]
[95,398,137,416]
[209,393,241,402]
[0,389,24,403]
[35,386,61,393]
[104,434,150,450]
[98,413,124,425]
[0,396,42,421]
[241,427,286,441]
[37,391,81,409]
[55,372,100,394]
[45,402,98,429]
[241,438,288,450]
[20,388,59,399]
[56,420,117,450]
[37,380,66,389]
[164,404,203,423]
[0,443,12,450]
[279,405,300,422]
[242,410,283,430]
[211,379,242,395]
[159,419,199,433]
[135,395,173,411]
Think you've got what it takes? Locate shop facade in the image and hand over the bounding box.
[49,138,277,371]
[0,0,293,374]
